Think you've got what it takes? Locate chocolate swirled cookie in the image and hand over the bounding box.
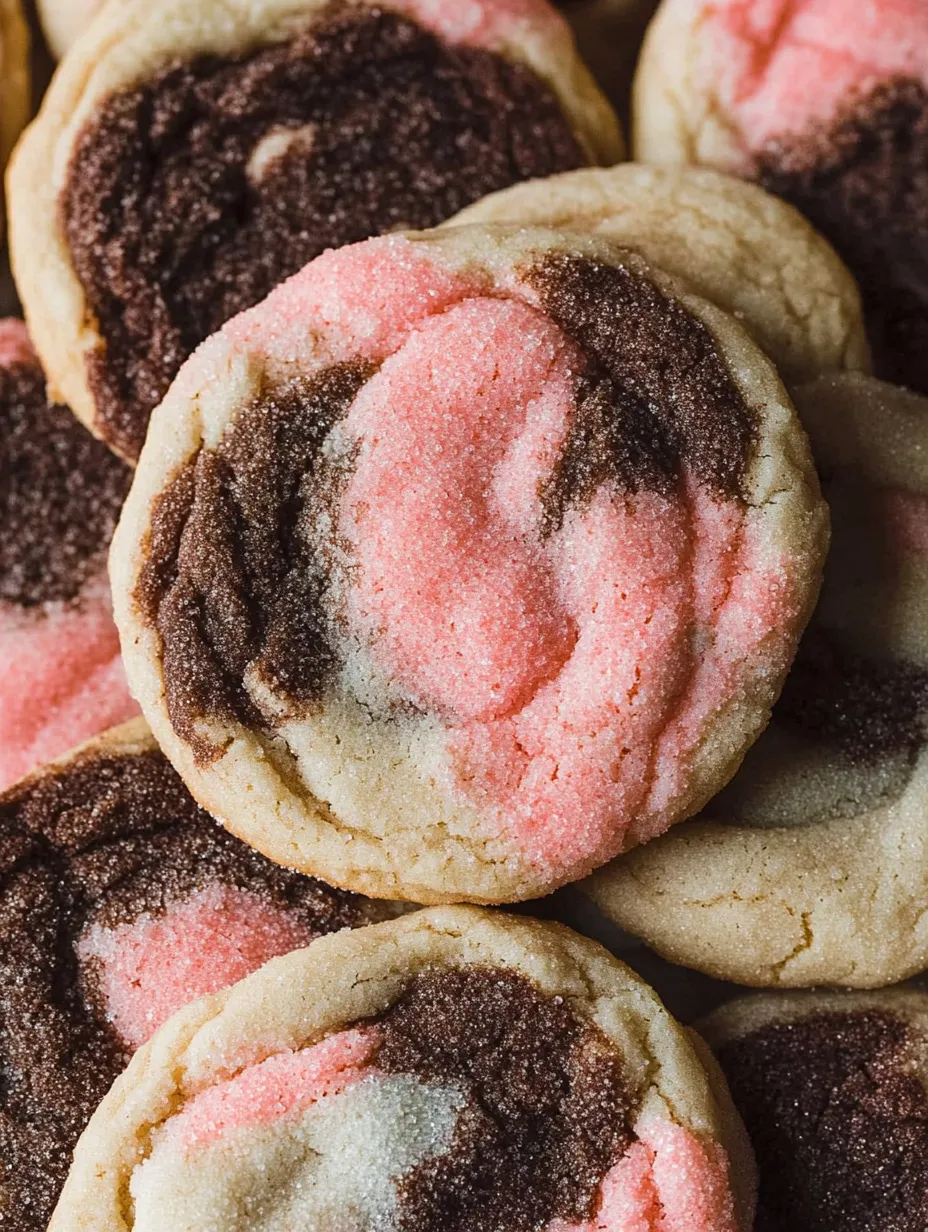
[9,0,619,462]
[451,163,870,385]
[634,0,928,395]
[0,718,386,1232]
[700,988,928,1232]
[589,374,928,987]
[110,224,827,903]
[0,319,138,790]
[49,907,756,1232]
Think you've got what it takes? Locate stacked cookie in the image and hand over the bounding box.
[0,0,925,1228]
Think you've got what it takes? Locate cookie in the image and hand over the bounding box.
[0,0,28,171]
[0,319,139,791]
[451,163,870,384]
[556,0,659,120]
[110,224,828,904]
[700,987,928,1232]
[634,0,928,395]
[48,906,755,1231]
[36,0,102,58]
[588,372,928,988]
[8,0,620,462]
[0,716,386,1232]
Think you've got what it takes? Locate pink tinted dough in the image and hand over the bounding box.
[224,236,473,367]
[0,575,139,792]
[0,319,36,369]
[79,883,317,1048]
[697,0,928,151]
[328,240,796,877]
[551,1119,736,1232]
[164,1029,380,1149]
[219,236,801,879]
[343,298,580,722]
[393,0,564,45]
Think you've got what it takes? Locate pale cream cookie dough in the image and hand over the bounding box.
[0,0,28,170]
[36,0,104,59]
[8,0,620,462]
[450,163,870,385]
[0,716,388,1232]
[49,906,756,1232]
[699,987,928,1231]
[109,224,827,904]
[588,374,928,989]
[633,0,928,396]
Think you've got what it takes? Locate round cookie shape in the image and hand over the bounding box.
[36,0,103,58]
[8,0,620,463]
[0,717,386,1232]
[0,319,139,790]
[450,163,870,385]
[0,0,29,171]
[699,988,928,1232]
[110,224,828,904]
[588,373,928,987]
[634,0,928,395]
[49,906,755,1232]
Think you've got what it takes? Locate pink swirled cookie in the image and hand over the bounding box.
[0,319,138,790]
[700,988,928,1232]
[110,225,828,904]
[451,163,870,385]
[634,0,928,394]
[0,718,385,1232]
[589,374,928,988]
[9,0,619,462]
[49,907,756,1232]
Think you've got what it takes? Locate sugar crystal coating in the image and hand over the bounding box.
[78,884,318,1048]
[664,0,928,390]
[716,1007,928,1231]
[63,4,586,458]
[0,741,378,1230]
[0,321,137,789]
[134,233,814,891]
[128,968,736,1232]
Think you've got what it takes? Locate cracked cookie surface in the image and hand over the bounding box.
[111,224,826,903]
[588,374,928,987]
[49,907,755,1232]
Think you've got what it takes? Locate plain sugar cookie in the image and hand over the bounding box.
[634,0,928,395]
[450,163,870,384]
[700,987,928,1232]
[36,0,103,58]
[0,718,386,1231]
[9,0,620,461]
[588,374,928,988]
[110,224,828,904]
[49,907,756,1232]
